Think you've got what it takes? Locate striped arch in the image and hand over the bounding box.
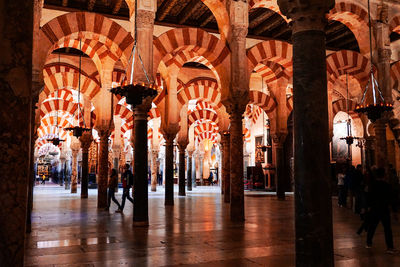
[165,50,220,82]
[332,99,359,119]
[326,50,371,93]
[194,121,219,136]
[40,99,80,119]
[43,63,91,79]
[391,61,400,91]
[90,69,126,86]
[248,0,289,22]
[243,127,251,143]
[196,132,218,143]
[148,108,161,120]
[327,2,370,53]
[249,90,277,114]
[177,78,222,108]
[39,12,134,74]
[153,28,230,76]
[37,125,69,140]
[147,128,163,141]
[247,40,293,79]
[48,88,74,102]
[40,116,73,129]
[286,95,293,112]
[253,61,291,84]
[115,104,133,124]
[193,100,216,112]
[390,16,400,34]
[43,71,101,99]
[245,105,263,124]
[188,109,219,126]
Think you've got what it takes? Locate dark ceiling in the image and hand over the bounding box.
[45,0,367,55]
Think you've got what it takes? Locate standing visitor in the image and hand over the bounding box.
[117,164,134,212]
[106,169,122,212]
[354,164,364,214]
[366,168,397,253]
[337,168,347,207]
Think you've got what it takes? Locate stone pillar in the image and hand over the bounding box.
[79,131,92,198]
[365,136,375,170]
[272,133,286,200]
[277,0,334,266]
[221,133,231,203]
[150,148,159,192]
[192,152,197,188]
[374,120,388,168]
[70,141,80,194]
[0,0,33,265]
[178,143,188,196]
[229,110,245,221]
[133,105,151,226]
[187,150,193,191]
[199,152,204,186]
[164,134,176,205]
[96,126,111,209]
[112,145,120,171]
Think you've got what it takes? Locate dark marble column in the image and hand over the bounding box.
[178,142,188,196]
[229,112,245,221]
[277,1,334,266]
[133,106,150,226]
[187,150,193,191]
[374,119,388,169]
[221,133,231,203]
[0,0,33,265]
[365,136,375,170]
[272,133,286,200]
[164,134,176,206]
[80,132,92,198]
[70,144,79,194]
[192,153,197,188]
[96,127,111,209]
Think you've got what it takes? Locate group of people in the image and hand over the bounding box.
[337,164,400,253]
[106,163,134,213]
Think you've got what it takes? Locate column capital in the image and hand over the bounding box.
[177,140,189,151]
[136,9,155,29]
[95,122,113,139]
[79,131,93,151]
[277,0,334,34]
[271,132,287,146]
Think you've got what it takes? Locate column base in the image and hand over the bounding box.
[132,220,149,227]
[81,194,88,199]
[151,188,156,192]
[165,200,174,206]
[178,192,186,196]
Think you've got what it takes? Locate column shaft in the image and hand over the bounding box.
[222,134,231,203]
[273,142,285,200]
[165,136,175,205]
[230,113,244,221]
[97,132,109,208]
[81,149,89,198]
[187,154,192,191]
[151,149,158,192]
[374,119,388,169]
[133,108,149,225]
[292,29,333,266]
[71,150,78,193]
[178,147,186,196]
[0,1,33,264]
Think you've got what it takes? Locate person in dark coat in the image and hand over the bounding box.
[106,169,122,211]
[366,167,397,253]
[117,164,134,213]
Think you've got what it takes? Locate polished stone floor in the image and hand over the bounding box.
[25,184,400,266]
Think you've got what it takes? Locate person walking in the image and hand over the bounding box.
[106,169,122,212]
[117,164,134,213]
[366,167,397,253]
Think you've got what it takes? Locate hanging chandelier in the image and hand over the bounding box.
[47,53,65,146]
[64,38,91,138]
[354,0,393,122]
[340,74,361,146]
[109,0,157,106]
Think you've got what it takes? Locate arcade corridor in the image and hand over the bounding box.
[25,186,400,266]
